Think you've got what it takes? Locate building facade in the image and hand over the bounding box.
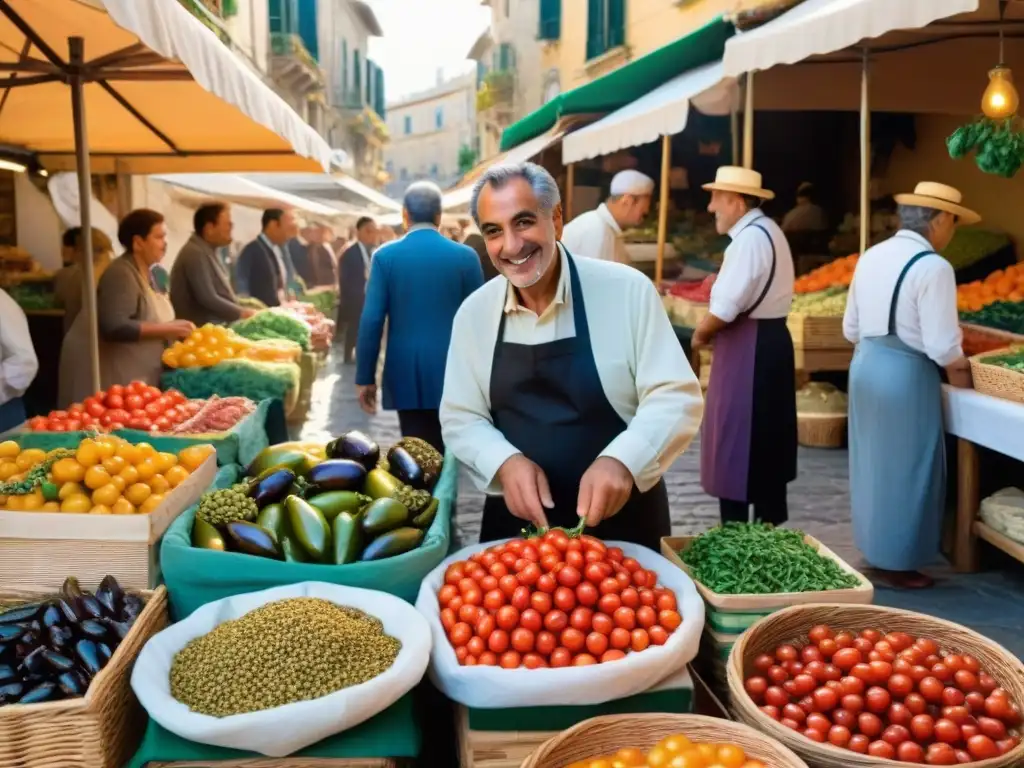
[383,72,477,199]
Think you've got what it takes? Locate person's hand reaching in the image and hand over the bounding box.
[496,454,553,530]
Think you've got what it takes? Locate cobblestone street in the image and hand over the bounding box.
[302,351,1024,655]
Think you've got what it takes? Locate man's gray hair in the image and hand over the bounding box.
[403,181,444,225]
[469,161,561,226]
[898,204,941,236]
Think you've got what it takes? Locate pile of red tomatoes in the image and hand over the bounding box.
[28,382,200,433]
[743,624,1022,764]
[437,532,683,669]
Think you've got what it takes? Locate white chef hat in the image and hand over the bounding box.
[610,169,655,197]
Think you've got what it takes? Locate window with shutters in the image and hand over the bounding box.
[497,43,516,71]
[340,39,348,101]
[353,49,362,105]
[268,0,298,34]
[538,0,561,41]
[586,0,625,61]
[296,0,318,61]
[404,115,412,135]
[435,107,444,129]
[375,67,386,118]
[366,60,373,106]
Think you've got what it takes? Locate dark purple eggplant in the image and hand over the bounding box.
[120,594,143,623]
[19,681,58,704]
[95,575,123,617]
[386,446,426,489]
[61,576,84,602]
[41,603,62,628]
[20,646,48,675]
[74,639,102,676]
[248,468,297,508]
[78,619,108,640]
[225,521,281,559]
[306,459,368,492]
[42,649,74,672]
[57,670,86,696]
[0,681,23,703]
[0,664,14,682]
[78,595,103,620]
[48,624,73,650]
[326,430,380,471]
[0,603,42,625]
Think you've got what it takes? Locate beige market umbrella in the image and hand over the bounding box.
[0,0,335,393]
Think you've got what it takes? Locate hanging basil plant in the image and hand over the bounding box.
[947,117,1024,178]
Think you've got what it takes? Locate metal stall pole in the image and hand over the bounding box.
[859,49,871,255]
[655,134,671,286]
[565,162,575,221]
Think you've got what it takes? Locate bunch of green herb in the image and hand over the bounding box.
[680,523,861,594]
[947,117,1024,179]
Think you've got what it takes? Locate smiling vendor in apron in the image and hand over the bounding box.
[693,167,797,526]
[439,162,704,549]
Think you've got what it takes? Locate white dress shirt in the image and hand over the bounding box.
[440,244,704,495]
[358,241,372,280]
[710,209,795,322]
[0,288,39,405]
[561,204,630,264]
[843,230,963,366]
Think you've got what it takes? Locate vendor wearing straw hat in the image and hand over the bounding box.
[843,182,976,589]
[694,166,797,526]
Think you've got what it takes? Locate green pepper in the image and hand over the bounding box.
[40,481,60,502]
[285,495,330,561]
[331,512,362,565]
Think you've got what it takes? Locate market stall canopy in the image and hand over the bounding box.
[722,0,980,77]
[499,16,734,152]
[562,62,739,164]
[0,0,333,173]
[151,174,344,217]
[47,172,119,246]
[242,173,402,214]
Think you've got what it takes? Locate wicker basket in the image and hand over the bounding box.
[961,323,1024,357]
[728,603,1024,768]
[970,345,1024,404]
[796,412,847,448]
[787,314,851,350]
[0,586,169,768]
[520,713,809,768]
[148,760,398,767]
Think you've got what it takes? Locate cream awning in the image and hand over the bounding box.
[242,173,403,213]
[151,174,344,217]
[562,62,738,164]
[722,0,980,77]
[0,0,333,173]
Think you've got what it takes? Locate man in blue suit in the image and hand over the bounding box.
[355,181,484,452]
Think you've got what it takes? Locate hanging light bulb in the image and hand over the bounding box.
[982,65,1020,119]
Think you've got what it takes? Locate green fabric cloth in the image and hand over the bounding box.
[160,454,459,620]
[499,17,733,150]
[124,693,420,767]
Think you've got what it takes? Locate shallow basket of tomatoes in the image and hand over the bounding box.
[727,604,1024,768]
[415,537,703,709]
[520,712,809,768]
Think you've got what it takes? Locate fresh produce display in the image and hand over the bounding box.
[957,264,1024,313]
[161,359,300,403]
[231,308,312,351]
[941,228,1011,271]
[796,382,848,415]
[742,624,1022,762]
[161,324,301,369]
[169,597,400,717]
[961,299,1024,335]
[437,526,684,669]
[664,276,714,303]
[979,349,1024,373]
[238,296,267,311]
[190,431,443,563]
[297,286,338,317]
[794,254,858,294]
[564,734,766,768]
[26,382,200,433]
[680,524,860,595]
[5,282,57,311]
[0,436,212,514]
[280,301,335,350]
[0,575,143,706]
[168,395,256,435]
[790,287,848,317]
[960,325,1022,356]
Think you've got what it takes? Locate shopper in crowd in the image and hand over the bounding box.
[170,202,255,327]
[356,183,483,452]
[378,225,397,244]
[0,286,39,433]
[53,228,114,334]
[306,224,339,288]
[560,169,654,264]
[439,162,701,545]
[236,208,298,308]
[694,166,797,528]
[59,209,194,405]
[781,181,829,235]
[844,182,976,590]
[59,227,81,268]
[337,216,380,363]
[460,216,498,282]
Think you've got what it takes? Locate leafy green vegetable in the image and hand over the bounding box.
[161,359,300,402]
[231,309,311,351]
[947,117,1024,178]
[960,300,1024,335]
[941,229,1011,271]
[680,523,861,595]
[980,349,1024,372]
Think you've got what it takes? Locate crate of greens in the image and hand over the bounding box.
[970,345,1024,404]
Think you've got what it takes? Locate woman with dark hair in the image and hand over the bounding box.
[58,209,194,404]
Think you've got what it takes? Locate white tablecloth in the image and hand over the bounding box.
[942,385,1024,463]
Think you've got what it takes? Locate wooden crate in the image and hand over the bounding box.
[786,313,851,350]
[148,760,400,767]
[0,453,216,592]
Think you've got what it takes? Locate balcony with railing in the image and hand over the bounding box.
[269,32,324,94]
[476,70,515,124]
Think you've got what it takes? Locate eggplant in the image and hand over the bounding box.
[42,649,75,672]
[48,625,73,650]
[225,521,282,559]
[360,526,425,561]
[19,681,58,704]
[306,459,367,492]
[61,576,84,602]
[120,595,143,623]
[249,468,296,508]
[0,664,14,682]
[192,516,226,551]
[0,603,42,625]
[57,670,86,696]
[326,430,380,471]
[386,445,426,489]
[20,646,48,675]
[0,682,24,703]
[74,639,102,676]
[78,619,109,640]
[360,498,410,538]
[95,575,123,617]
[78,595,103,620]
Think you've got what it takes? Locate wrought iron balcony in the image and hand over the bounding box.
[269,32,324,94]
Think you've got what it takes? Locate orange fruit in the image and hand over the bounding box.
[111,497,135,515]
[84,465,112,490]
[124,483,152,506]
[89,503,113,515]
[148,474,171,495]
[60,493,91,513]
[178,444,214,472]
[135,459,157,481]
[164,465,190,488]
[138,493,164,515]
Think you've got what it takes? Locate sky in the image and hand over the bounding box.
[368,0,490,102]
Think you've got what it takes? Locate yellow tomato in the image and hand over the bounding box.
[111,497,135,515]
[695,745,718,763]
[102,455,127,475]
[178,444,213,472]
[0,461,18,480]
[585,760,612,768]
[91,483,121,508]
[109,475,127,493]
[135,442,156,459]
[740,762,766,768]
[667,754,706,768]
[0,495,6,505]
[661,735,694,754]
[118,465,140,486]
[714,746,746,768]
[41,501,60,512]
[153,452,178,473]
[179,352,198,368]
[75,439,102,467]
[83,465,112,490]
[0,440,20,458]
[5,495,23,510]
[15,449,46,471]
[115,442,142,465]
[50,458,86,484]
[138,493,164,514]
[148,474,171,495]
[647,746,672,768]
[614,748,647,766]
[20,491,44,511]
[60,493,92,513]
[135,458,158,481]
[163,464,190,488]
[58,481,84,500]
[90,504,113,515]
[124,482,152,506]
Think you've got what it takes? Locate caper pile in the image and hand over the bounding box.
[196,484,258,526]
[169,598,401,717]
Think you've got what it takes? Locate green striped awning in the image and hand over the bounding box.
[499,16,734,152]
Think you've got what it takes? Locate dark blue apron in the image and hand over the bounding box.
[479,250,670,549]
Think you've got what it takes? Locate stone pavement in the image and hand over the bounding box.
[300,351,1024,656]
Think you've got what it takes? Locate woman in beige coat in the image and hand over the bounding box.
[58,210,194,406]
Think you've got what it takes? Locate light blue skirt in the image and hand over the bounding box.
[848,335,945,571]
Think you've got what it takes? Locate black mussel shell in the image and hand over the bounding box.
[78,619,108,640]
[0,664,14,682]
[20,646,48,675]
[57,670,87,697]
[120,595,143,623]
[19,681,58,704]
[61,576,84,602]
[95,575,123,617]
[0,603,42,625]
[97,643,113,663]
[0,681,24,703]
[56,597,81,624]
[41,649,75,672]
[41,603,62,629]
[0,624,24,642]
[74,639,102,676]
[48,624,73,650]
[108,620,132,640]
[77,596,103,621]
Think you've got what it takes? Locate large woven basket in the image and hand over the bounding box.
[969,345,1024,404]
[520,713,809,768]
[728,604,1024,768]
[148,760,398,767]
[796,412,847,448]
[0,586,169,768]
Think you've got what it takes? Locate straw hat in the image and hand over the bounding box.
[702,166,775,200]
[894,182,980,225]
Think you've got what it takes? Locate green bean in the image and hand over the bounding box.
[679,522,860,595]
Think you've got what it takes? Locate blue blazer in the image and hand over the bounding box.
[356,227,485,411]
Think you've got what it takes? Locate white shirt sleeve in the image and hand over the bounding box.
[599,279,704,492]
[439,302,521,493]
[843,270,861,344]
[0,291,39,402]
[562,215,616,262]
[709,229,774,323]
[917,261,964,367]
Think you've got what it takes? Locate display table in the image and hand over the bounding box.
[943,385,1024,571]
